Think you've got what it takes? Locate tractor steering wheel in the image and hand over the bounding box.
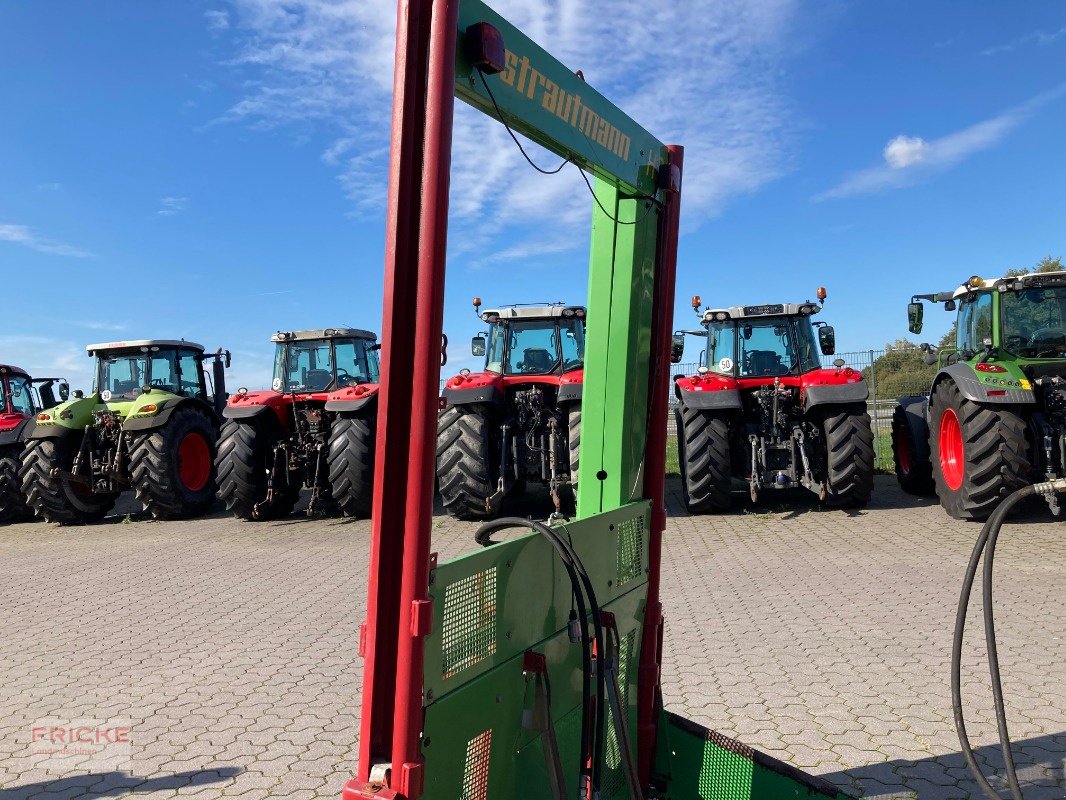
[1030,327,1066,357]
[334,368,354,387]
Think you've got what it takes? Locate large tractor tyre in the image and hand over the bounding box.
[0,449,32,522]
[929,381,1029,521]
[436,404,495,520]
[20,438,117,524]
[567,406,581,503]
[216,419,298,521]
[129,407,218,520]
[821,405,875,509]
[675,404,731,513]
[891,405,935,496]
[327,413,375,518]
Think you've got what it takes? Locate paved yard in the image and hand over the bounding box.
[0,476,1063,799]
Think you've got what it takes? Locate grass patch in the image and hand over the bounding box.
[665,435,679,477]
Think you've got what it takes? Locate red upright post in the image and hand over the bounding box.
[635,145,684,788]
[345,1,452,798]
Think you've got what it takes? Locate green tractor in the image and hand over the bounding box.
[21,339,230,524]
[893,270,1066,519]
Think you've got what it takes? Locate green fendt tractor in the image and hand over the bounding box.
[893,271,1066,519]
[21,339,230,524]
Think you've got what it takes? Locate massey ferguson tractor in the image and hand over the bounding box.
[893,270,1066,519]
[0,365,68,522]
[21,339,229,524]
[673,292,874,512]
[216,328,379,520]
[436,300,584,518]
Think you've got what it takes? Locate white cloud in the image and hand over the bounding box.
[883,135,929,168]
[0,223,91,258]
[817,86,1066,200]
[215,0,800,258]
[982,25,1066,56]
[157,196,189,216]
[0,335,92,390]
[205,9,230,32]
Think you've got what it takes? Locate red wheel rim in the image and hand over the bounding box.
[938,407,964,491]
[895,428,912,476]
[178,432,211,492]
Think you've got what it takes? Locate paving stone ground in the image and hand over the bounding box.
[0,476,1063,799]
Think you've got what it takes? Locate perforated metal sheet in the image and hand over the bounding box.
[441,567,498,679]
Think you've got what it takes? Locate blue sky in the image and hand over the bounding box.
[1,1,1064,391]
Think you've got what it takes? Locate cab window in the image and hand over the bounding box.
[178,351,204,398]
[7,376,35,415]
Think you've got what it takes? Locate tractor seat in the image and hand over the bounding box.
[520,348,554,373]
[747,350,785,376]
[303,369,333,391]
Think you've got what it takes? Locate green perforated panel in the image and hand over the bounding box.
[441,567,498,679]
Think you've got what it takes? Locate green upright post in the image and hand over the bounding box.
[578,177,659,516]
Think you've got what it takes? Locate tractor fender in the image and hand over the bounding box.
[0,417,33,447]
[123,398,220,433]
[933,363,1036,405]
[557,383,582,403]
[441,384,502,407]
[896,395,931,464]
[324,392,378,414]
[803,381,869,410]
[27,420,79,440]
[673,377,742,411]
[223,403,279,422]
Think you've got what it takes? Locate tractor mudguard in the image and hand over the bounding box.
[934,363,1036,405]
[803,381,869,410]
[222,403,278,421]
[0,418,33,447]
[441,384,502,407]
[123,398,219,433]
[675,386,742,411]
[557,383,582,403]
[324,394,378,414]
[897,395,931,464]
[27,420,80,440]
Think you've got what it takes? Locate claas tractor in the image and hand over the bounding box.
[436,300,584,519]
[216,328,380,520]
[673,291,874,512]
[0,365,68,522]
[21,339,229,524]
[893,269,1066,519]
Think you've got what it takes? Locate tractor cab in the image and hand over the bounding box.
[89,340,211,403]
[1,366,69,418]
[471,301,586,376]
[700,303,826,378]
[270,328,380,393]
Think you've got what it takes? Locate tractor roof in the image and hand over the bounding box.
[479,304,586,322]
[0,364,30,379]
[701,303,821,324]
[86,339,205,355]
[271,328,377,343]
[915,270,1066,303]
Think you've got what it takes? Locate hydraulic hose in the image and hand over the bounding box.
[951,478,1066,800]
[475,517,607,798]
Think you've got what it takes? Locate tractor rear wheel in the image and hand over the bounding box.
[216,419,298,520]
[821,405,875,508]
[327,412,375,517]
[20,437,117,524]
[929,380,1028,520]
[0,448,32,522]
[892,404,934,495]
[567,406,581,503]
[676,404,731,513]
[437,404,495,520]
[129,407,218,520]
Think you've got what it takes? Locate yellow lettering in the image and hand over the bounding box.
[579,105,600,138]
[541,79,558,114]
[526,70,543,100]
[595,118,611,147]
[516,55,531,94]
[500,50,518,86]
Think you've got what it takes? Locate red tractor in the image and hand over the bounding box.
[0,365,68,522]
[436,300,585,518]
[216,328,380,520]
[673,292,874,512]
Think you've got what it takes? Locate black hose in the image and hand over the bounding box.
[475,517,606,797]
[951,480,1065,800]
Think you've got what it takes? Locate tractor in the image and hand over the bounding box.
[436,300,584,519]
[216,328,379,520]
[21,339,229,524]
[0,365,68,522]
[673,291,874,512]
[893,270,1066,519]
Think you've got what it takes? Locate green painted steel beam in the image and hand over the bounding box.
[454,0,667,197]
[577,178,658,515]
